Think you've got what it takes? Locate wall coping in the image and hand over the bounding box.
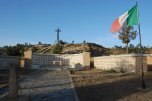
[0,56,20,59]
[32,53,84,56]
[93,54,148,59]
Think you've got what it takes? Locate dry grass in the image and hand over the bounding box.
[72,70,152,101]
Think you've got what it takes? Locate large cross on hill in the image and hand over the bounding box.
[55,28,61,44]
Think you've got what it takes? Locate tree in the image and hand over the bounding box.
[5,46,13,56]
[72,40,75,44]
[59,40,68,45]
[114,45,123,49]
[118,26,137,54]
[28,43,31,46]
[83,40,86,44]
[52,44,62,54]
[38,42,42,45]
[0,48,2,55]
[3,44,25,56]
[24,42,28,46]
[129,44,135,53]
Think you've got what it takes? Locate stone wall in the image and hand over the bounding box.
[20,58,31,68]
[24,49,32,59]
[147,54,152,71]
[0,56,20,69]
[31,52,90,69]
[64,54,83,68]
[21,49,33,68]
[93,54,147,72]
[83,52,90,68]
[147,54,152,64]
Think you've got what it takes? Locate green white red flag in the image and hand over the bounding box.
[111,4,139,33]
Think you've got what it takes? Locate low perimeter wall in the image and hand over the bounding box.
[93,54,147,72]
[0,56,20,69]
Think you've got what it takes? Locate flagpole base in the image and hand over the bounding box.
[142,79,146,89]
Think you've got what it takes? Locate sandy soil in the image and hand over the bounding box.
[72,70,152,101]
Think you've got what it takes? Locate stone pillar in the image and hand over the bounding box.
[83,51,90,69]
[8,63,18,98]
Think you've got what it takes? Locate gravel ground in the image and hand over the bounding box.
[72,71,152,101]
[19,70,75,101]
[0,69,76,101]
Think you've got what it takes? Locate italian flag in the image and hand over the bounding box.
[111,4,139,33]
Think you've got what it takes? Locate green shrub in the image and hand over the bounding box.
[102,68,117,73]
[52,44,62,54]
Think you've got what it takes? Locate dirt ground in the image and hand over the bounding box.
[72,70,152,101]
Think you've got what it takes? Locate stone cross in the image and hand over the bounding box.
[55,28,61,43]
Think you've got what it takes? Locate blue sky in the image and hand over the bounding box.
[0,0,152,47]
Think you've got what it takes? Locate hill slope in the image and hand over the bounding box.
[62,43,109,56]
[27,43,109,56]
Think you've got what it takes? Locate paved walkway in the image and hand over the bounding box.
[19,69,76,101]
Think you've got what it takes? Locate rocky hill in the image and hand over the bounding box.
[28,43,109,56]
[1,43,152,56]
[62,43,109,56]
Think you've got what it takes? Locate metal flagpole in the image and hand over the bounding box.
[136,2,146,89]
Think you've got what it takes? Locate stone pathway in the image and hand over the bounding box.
[19,69,76,101]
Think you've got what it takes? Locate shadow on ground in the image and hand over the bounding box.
[75,73,152,101]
